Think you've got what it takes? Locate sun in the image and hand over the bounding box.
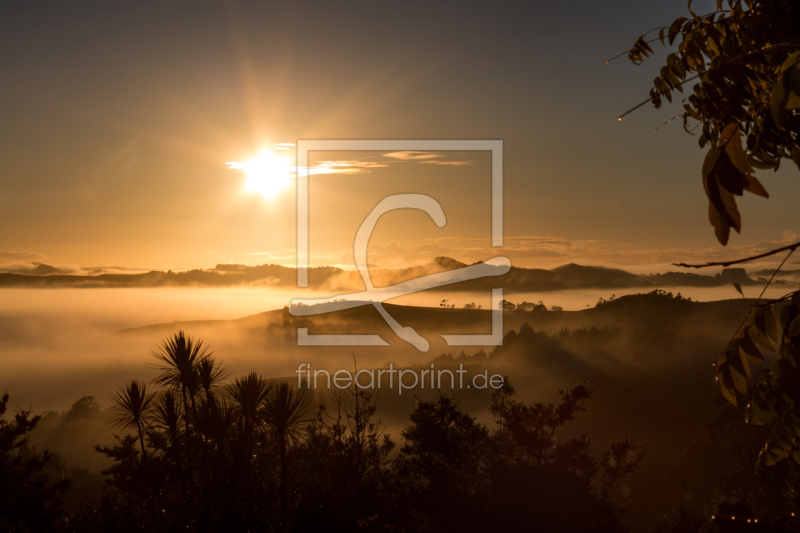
[227,149,292,199]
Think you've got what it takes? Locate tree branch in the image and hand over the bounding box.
[674,241,800,268]
[617,41,800,121]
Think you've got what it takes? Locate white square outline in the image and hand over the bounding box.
[296,139,503,286]
[294,139,504,348]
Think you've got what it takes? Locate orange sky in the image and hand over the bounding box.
[1,0,799,275]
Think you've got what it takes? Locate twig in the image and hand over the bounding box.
[605,28,672,64]
[753,291,799,308]
[654,113,687,132]
[674,240,800,268]
[754,248,794,302]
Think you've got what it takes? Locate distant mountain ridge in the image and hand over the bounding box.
[0,257,794,291]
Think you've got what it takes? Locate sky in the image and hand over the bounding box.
[1,0,799,274]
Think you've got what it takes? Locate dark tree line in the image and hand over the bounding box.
[1,330,646,533]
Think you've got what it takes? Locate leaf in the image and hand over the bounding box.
[790,316,800,339]
[721,124,755,174]
[750,324,775,352]
[781,302,794,330]
[739,332,764,364]
[771,76,788,128]
[668,18,685,45]
[707,154,746,242]
[792,146,800,173]
[715,150,748,196]
[749,156,779,170]
[786,63,800,109]
[702,146,721,177]
[737,347,752,379]
[702,148,743,245]
[760,306,781,342]
[770,446,789,459]
[708,199,730,245]
[715,353,738,405]
[780,52,800,73]
[772,356,787,381]
[734,282,744,297]
[743,174,769,198]
[730,365,748,395]
[756,306,780,342]
[749,396,777,425]
[718,378,738,405]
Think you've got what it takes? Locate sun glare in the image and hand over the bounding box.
[227,149,293,199]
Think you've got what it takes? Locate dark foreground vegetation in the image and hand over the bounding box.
[2,330,643,532]
[2,319,799,532]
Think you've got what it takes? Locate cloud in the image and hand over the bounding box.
[79,266,151,275]
[302,152,474,175]
[382,151,443,161]
[0,250,45,262]
[308,160,389,174]
[0,261,86,276]
[421,161,472,166]
[240,229,800,275]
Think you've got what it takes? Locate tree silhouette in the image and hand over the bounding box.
[262,382,312,522]
[0,392,70,532]
[108,380,155,473]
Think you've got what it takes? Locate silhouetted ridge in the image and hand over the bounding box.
[0,257,790,290]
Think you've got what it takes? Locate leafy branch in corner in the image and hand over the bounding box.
[622,0,800,246]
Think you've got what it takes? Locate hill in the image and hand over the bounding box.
[2,257,793,291]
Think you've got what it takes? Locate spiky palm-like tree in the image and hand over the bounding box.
[197,396,235,453]
[197,355,227,409]
[109,380,156,469]
[262,382,313,519]
[152,331,209,440]
[228,372,272,462]
[153,392,183,462]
